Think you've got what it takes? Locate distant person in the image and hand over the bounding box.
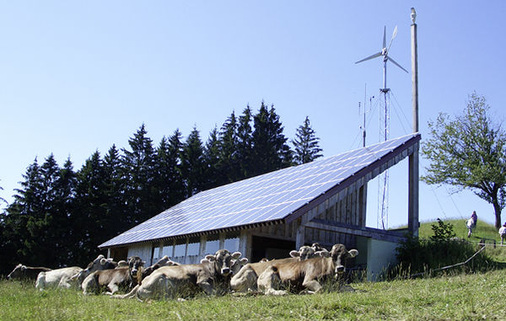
[499,223,506,245]
[466,211,478,238]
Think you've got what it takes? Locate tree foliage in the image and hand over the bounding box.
[422,93,506,229]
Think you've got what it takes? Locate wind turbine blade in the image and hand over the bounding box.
[387,56,408,73]
[388,25,398,52]
[355,52,382,64]
[383,26,386,49]
[392,25,398,40]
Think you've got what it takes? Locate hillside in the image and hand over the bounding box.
[417,218,506,262]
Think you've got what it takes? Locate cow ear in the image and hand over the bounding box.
[200,258,211,264]
[315,250,330,258]
[239,258,249,264]
[100,258,108,265]
[348,249,359,258]
[205,254,216,262]
[290,250,301,257]
[97,254,105,260]
[231,251,242,259]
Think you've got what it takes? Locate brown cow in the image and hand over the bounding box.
[257,243,358,295]
[114,250,241,300]
[82,256,145,295]
[230,245,324,293]
[7,264,52,281]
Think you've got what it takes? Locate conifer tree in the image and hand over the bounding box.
[203,127,223,189]
[122,124,157,225]
[165,129,186,206]
[292,116,323,164]
[51,157,77,266]
[218,111,240,182]
[74,151,110,265]
[251,102,293,176]
[237,106,254,178]
[182,127,206,197]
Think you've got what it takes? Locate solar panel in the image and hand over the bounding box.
[99,133,420,248]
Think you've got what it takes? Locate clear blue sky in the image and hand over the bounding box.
[1,1,505,229]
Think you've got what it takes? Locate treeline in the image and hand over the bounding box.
[0,103,323,275]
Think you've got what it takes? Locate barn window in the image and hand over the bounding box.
[152,246,161,262]
[187,237,200,256]
[162,242,173,258]
[174,240,186,257]
[224,234,239,252]
[205,235,220,255]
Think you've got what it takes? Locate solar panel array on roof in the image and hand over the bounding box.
[99,133,420,248]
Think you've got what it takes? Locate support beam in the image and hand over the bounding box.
[409,8,420,237]
[408,146,419,236]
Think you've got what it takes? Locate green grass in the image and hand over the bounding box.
[418,218,500,242]
[3,218,506,320]
[2,269,506,320]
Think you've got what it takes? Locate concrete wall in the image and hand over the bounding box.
[365,238,399,281]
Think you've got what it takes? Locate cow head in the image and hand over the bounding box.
[204,249,242,277]
[84,254,117,273]
[230,257,249,275]
[330,244,359,274]
[127,256,145,277]
[7,264,25,280]
[290,245,316,261]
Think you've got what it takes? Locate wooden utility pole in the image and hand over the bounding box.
[408,7,420,236]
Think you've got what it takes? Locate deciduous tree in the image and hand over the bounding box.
[422,93,506,229]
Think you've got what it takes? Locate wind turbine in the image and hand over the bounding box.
[355,26,408,230]
[356,26,408,93]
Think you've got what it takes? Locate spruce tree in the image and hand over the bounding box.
[218,111,240,183]
[182,127,206,197]
[166,129,186,206]
[203,127,223,190]
[251,102,293,176]
[292,116,323,164]
[237,106,254,178]
[74,151,110,265]
[0,159,43,269]
[122,124,157,225]
[51,157,77,266]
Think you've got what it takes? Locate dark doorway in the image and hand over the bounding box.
[109,247,128,261]
[251,236,296,262]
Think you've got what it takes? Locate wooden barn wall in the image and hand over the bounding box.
[302,185,366,249]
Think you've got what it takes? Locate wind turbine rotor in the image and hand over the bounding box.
[355,25,408,73]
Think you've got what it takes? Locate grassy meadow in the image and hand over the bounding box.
[1,269,505,320]
[1,219,506,321]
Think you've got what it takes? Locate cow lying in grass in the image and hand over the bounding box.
[82,256,145,295]
[36,266,83,290]
[82,256,180,295]
[257,243,358,295]
[7,264,51,282]
[113,250,242,301]
[230,244,328,293]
